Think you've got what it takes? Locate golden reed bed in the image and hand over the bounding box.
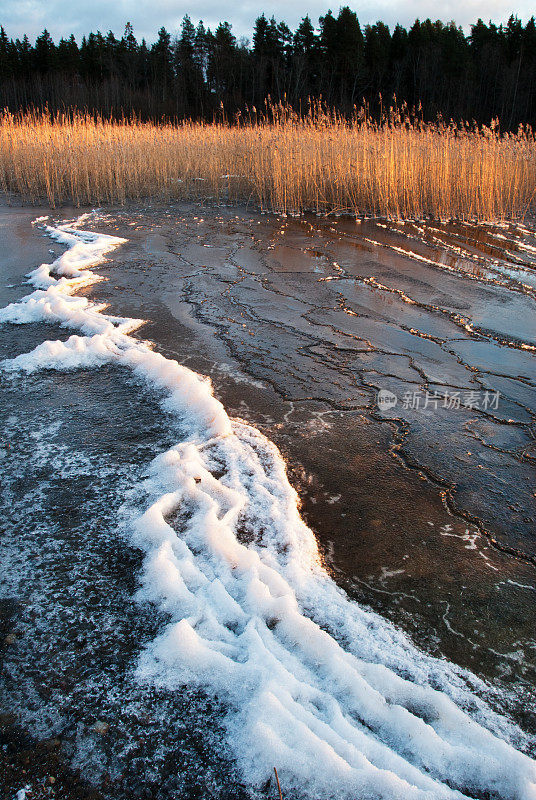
[1,105,536,219]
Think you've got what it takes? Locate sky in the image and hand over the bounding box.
[0,0,531,45]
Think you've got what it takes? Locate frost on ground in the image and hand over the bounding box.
[0,213,535,799]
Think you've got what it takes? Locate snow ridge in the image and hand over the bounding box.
[1,213,535,800]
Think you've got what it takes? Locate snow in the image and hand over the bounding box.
[1,213,535,799]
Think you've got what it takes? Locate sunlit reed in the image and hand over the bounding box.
[1,103,535,220]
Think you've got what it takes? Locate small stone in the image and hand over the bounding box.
[48,776,56,785]
[4,634,16,645]
[93,721,109,735]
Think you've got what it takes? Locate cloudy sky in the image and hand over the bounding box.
[0,0,530,44]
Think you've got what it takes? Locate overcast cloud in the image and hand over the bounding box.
[0,0,531,44]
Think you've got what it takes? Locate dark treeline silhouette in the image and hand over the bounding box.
[1,10,536,126]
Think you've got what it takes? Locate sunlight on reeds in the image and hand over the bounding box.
[1,103,535,220]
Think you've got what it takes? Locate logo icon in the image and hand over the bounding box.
[377,389,397,411]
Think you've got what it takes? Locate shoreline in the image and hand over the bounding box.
[0,203,535,798]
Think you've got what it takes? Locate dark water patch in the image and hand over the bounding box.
[0,321,76,362]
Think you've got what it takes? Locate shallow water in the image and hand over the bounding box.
[0,204,535,799]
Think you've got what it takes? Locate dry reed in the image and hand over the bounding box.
[1,104,535,220]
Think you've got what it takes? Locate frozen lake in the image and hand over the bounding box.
[0,204,535,799]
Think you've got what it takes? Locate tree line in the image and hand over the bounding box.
[1,10,536,127]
